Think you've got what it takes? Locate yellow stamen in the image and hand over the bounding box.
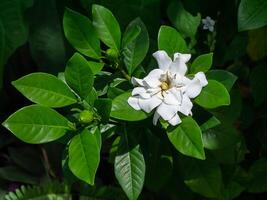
[161,81,169,91]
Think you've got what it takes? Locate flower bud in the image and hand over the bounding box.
[106,48,119,62]
[79,110,94,124]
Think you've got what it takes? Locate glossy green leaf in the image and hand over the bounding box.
[122,25,141,47]
[2,105,71,144]
[12,72,77,107]
[94,98,112,123]
[190,53,213,74]
[65,53,94,99]
[167,1,201,38]
[206,70,237,92]
[238,0,267,31]
[114,131,145,200]
[167,117,205,160]
[63,8,101,59]
[122,18,149,75]
[195,80,230,109]
[88,61,104,75]
[69,127,101,185]
[158,25,187,55]
[110,92,148,121]
[182,158,222,198]
[200,116,221,132]
[92,4,121,52]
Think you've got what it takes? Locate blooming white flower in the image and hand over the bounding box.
[127,50,208,126]
[202,16,215,32]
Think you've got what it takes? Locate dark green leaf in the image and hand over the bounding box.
[63,8,101,59]
[238,0,267,31]
[92,4,121,52]
[65,53,94,99]
[158,25,187,56]
[12,72,77,107]
[200,116,221,132]
[2,105,71,144]
[195,80,230,109]
[110,92,148,121]
[94,98,112,123]
[122,18,149,75]
[190,53,213,74]
[69,127,101,185]
[167,117,205,160]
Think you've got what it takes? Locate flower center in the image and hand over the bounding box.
[160,81,169,91]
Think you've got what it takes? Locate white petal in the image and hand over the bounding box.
[185,79,203,98]
[168,114,181,126]
[156,103,178,121]
[143,69,163,87]
[132,87,150,99]
[163,88,182,105]
[128,97,141,110]
[169,53,191,75]
[195,72,208,86]
[131,77,144,86]
[139,96,162,113]
[179,95,193,116]
[153,50,172,71]
[153,111,161,125]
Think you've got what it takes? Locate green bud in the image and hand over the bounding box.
[106,48,119,61]
[79,110,94,124]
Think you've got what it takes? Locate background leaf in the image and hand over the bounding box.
[2,105,71,144]
[190,53,213,74]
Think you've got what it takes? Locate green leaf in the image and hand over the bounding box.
[248,158,267,193]
[63,8,101,59]
[200,116,221,132]
[92,4,121,52]
[249,64,267,106]
[122,25,141,47]
[206,70,237,92]
[167,117,205,160]
[2,105,71,144]
[190,53,213,74]
[65,53,94,99]
[202,124,240,150]
[94,98,112,123]
[195,80,230,109]
[114,130,145,200]
[122,18,149,75]
[110,92,148,121]
[182,158,222,198]
[167,1,201,38]
[12,72,77,107]
[69,127,101,185]
[158,25,187,56]
[88,61,104,75]
[238,0,267,31]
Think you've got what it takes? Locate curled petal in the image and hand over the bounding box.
[156,103,178,121]
[143,69,163,87]
[139,96,162,113]
[132,87,150,99]
[185,72,208,98]
[168,114,181,126]
[131,77,144,86]
[174,53,191,63]
[163,88,182,105]
[128,97,141,110]
[179,95,193,116]
[169,53,191,75]
[195,72,208,86]
[153,50,172,71]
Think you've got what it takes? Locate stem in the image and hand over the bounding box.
[120,69,131,81]
[41,147,56,178]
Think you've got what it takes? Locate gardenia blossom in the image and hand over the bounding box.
[202,16,215,32]
[127,50,208,126]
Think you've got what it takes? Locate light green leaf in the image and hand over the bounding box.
[167,1,201,38]
[12,72,77,107]
[110,92,148,121]
[200,116,221,132]
[167,117,205,160]
[158,25,187,56]
[190,53,213,74]
[92,4,121,52]
[122,18,149,75]
[238,0,267,31]
[195,80,230,109]
[2,105,71,144]
[122,25,141,47]
[69,127,101,185]
[88,61,104,75]
[206,70,237,92]
[114,131,145,200]
[63,8,101,59]
[65,53,94,99]
[182,158,222,198]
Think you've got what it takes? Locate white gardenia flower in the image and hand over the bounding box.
[127,50,208,126]
[202,16,215,32]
